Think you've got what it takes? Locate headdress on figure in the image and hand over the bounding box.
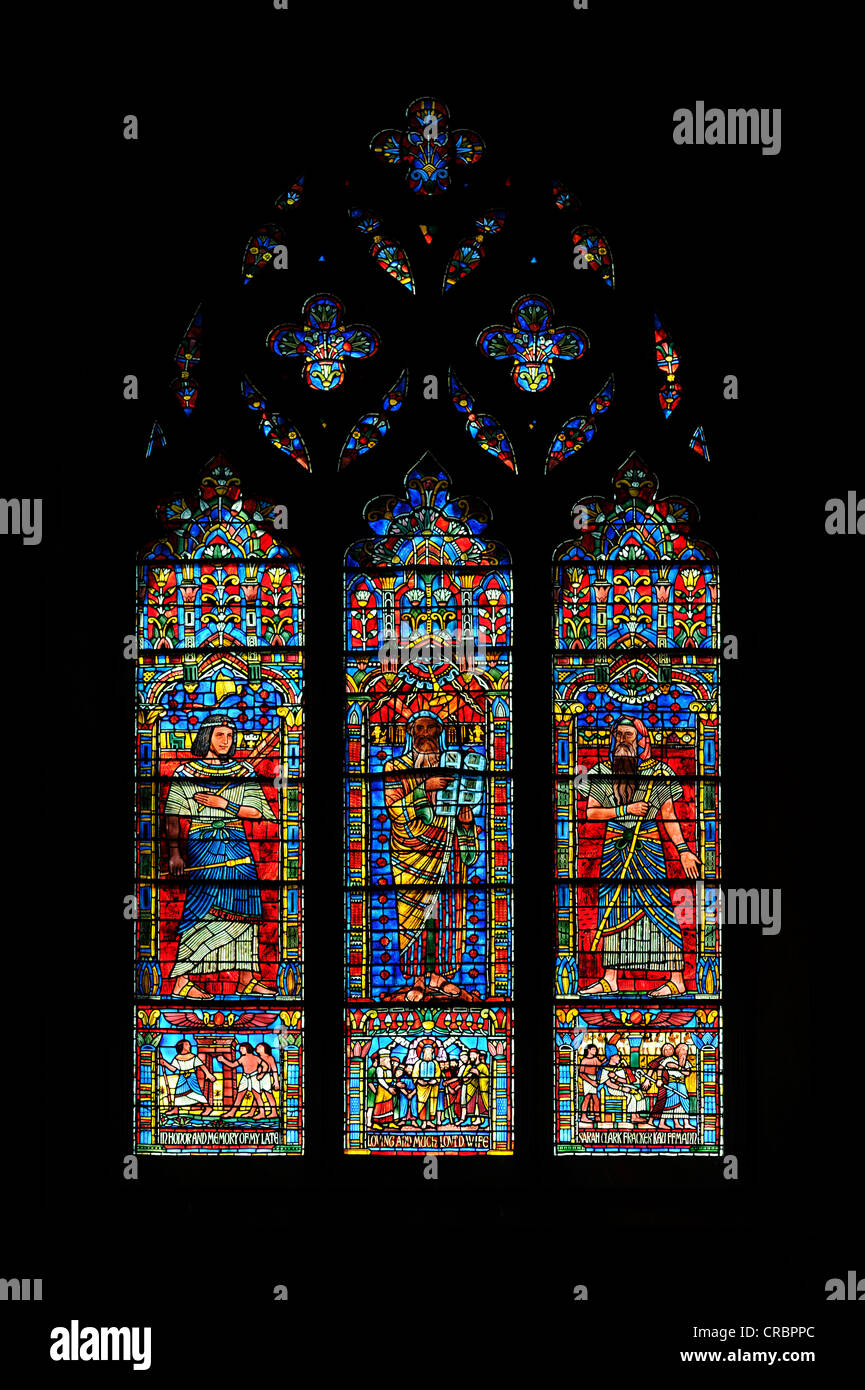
[608,715,651,764]
[191,708,239,759]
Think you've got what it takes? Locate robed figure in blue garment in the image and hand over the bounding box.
[165,711,276,998]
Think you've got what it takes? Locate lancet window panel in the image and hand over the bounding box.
[344,458,513,1156]
[134,459,304,1156]
[553,459,721,1157]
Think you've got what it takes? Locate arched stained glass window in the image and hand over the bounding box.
[125,87,726,1167]
[553,459,720,1155]
[344,458,513,1155]
[134,457,304,1155]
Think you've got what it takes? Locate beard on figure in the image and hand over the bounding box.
[612,750,639,807]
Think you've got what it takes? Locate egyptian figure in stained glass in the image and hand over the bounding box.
[369,1059,394,1128]
[217,1042,268,1118]
[165,711,276,998]
[411,1043,443,1127]
[643,1042,692,1127]
[438,1057,462,1124]
[255,1043,279,1116]
[392,1065,417,1127]
[162,1039,214,1117]
[596,1049,648,1126]
[461,1048,490,1125]
[582,716,700,997]
[578,1043,602,1124]
[590,1041,692,1131]
[383,710,480,1003]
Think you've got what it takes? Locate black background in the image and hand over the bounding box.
[3,1,860,1373]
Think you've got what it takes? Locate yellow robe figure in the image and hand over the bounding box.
[384,754,479,980]
[412,1054,442,1123]
[371,1063,395,1127]
[463,1058,490,1120]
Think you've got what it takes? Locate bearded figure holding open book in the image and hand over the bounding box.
[383,710,485,1003]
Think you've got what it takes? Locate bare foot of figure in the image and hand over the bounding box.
[428,973,461,997]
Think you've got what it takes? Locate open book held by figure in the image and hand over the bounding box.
[435,749,486,814]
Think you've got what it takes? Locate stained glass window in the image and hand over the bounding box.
[372,97,484,196]
[553,458,721,1155]
[654,313,683,416]
[126,87,723,1169]
[344,459,513,1154]
[477,294,588,393]
[134,456,304,1154]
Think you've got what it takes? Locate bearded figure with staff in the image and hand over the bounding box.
[382,708,481,1004]
[582,716,700,997]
